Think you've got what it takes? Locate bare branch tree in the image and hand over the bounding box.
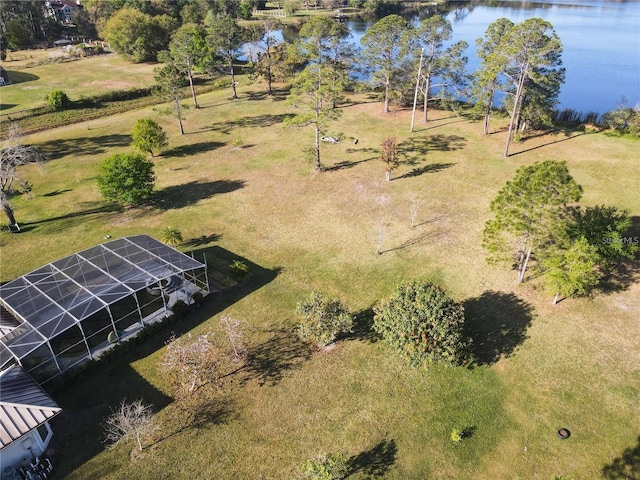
[376,219,385,255]
[220,315,246,361]
[410,197,425,228]
[1,124,45,226]
[160,333,221,395]
[103,399,158,452]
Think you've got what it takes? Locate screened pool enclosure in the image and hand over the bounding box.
[0,235,209,385]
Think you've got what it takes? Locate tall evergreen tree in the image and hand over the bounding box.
[472,18,514,134]
[541,237,601,305]
[164,24,208,108]
[360,15,412,113]
[206,14,246,100]
[495,18,564,156]
[0,0,53,50]
[297,16,353,109]
[482,160,583,284]
[247,18,284,95]
[285,64,341,171]
[154,64,188,135]
[413,15,469,123]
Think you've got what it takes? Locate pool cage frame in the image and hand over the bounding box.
[0,235,210,385]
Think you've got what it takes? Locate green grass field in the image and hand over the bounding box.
[0,51,157,114]
[1,55,638,480]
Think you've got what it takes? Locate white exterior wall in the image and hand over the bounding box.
[0,422,52,472]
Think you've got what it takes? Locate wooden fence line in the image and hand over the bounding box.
[252,8,287,17]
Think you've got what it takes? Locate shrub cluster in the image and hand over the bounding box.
[295,292,353,347]
[131,118,168,156]
[47,90,70,111]
[96,152,156,206]
[373,280,469,366]
[601,104,640,136]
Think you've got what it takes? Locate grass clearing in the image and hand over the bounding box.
[1,65,638,479]
[1,52,158,114]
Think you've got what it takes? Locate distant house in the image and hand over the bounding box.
[0,365,61,472]
[46,0,81,24]
[0,66,10,86]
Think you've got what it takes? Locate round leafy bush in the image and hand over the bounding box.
[373,280,468,366]
[47,90,70,110]
[171,300,190,321]
[300,453,348,480]
[296,292,353,347]
[97,152,155,206]
[131,118,168,156]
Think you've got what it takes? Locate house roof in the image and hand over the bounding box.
[49,0,79,10]
[0,235,205,370]
[0,365,61,449]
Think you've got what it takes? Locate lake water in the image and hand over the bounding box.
[346,0,640,115]
[259,1,640,115]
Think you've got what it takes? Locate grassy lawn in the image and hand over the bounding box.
[0,51,158,114]
[1,66,638,479]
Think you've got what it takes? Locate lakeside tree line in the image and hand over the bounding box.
[0,0,402,52]
[3,1,638,141]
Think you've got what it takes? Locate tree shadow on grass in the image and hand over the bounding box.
[410,116,468,133]
[346,439,397,477]
[323,157,375,172]
[242,327,313,387]
[6,71,39,84]
[150,396,237,447]
[36,134,131,159]
[42,189,72,197]
[507,128,587,157]
[396,162,456,179]
[597,260,640,295]
[463,291,535,366]
[345,146,378,155]
[412,213,449,229]
[183,396,237,430]
[183,233,223,248]
[204,113,294,134]
[380,229,446,254]
[602,435,640,479]
[397,133,466,161]
[346,307,381,343]
[163,141,225,157]
[49,362,173,479]
[20,202,123,233]
[152,179,245,210]
[246,87,290,101]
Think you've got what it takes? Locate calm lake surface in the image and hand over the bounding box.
[254,1,639,114]
[345,0,640,115]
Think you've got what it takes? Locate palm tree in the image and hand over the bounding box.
[161,226,183,247]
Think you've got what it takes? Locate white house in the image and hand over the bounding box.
[46,0,81,24]
[0,365,61,473]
